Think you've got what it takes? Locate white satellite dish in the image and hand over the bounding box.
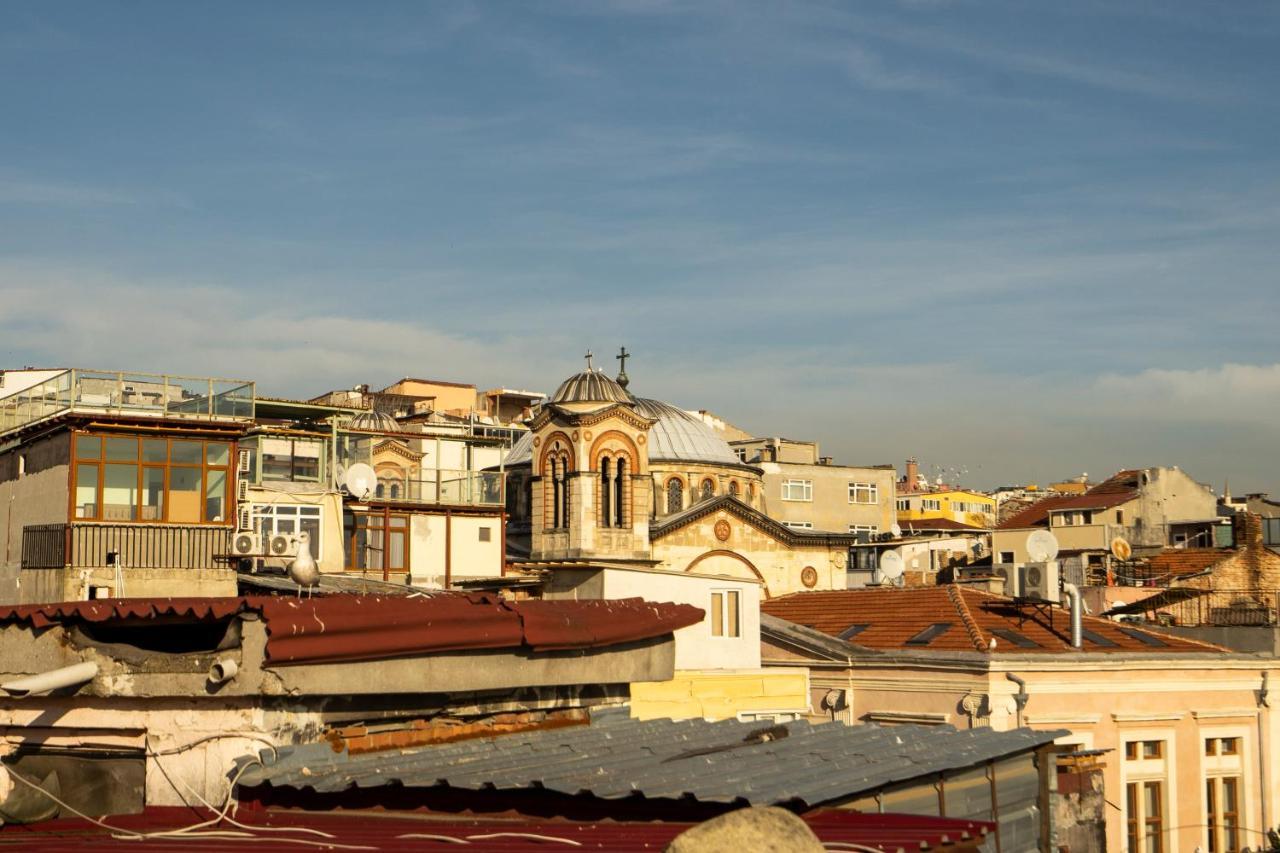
[879,551,905,580]
[890,523,903,538]
[343,462,377,499]
[1026,529,1060,563]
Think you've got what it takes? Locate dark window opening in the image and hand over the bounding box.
[1116,626,1169,647]
[1080,628,1118,648]
[990,627,1040,648]
[838,624,870,641]
[905,622,953,646]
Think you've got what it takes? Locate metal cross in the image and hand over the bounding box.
[616,346,630,373]
[584,349,593,370]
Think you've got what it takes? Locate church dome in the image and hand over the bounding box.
[632,398,743,466]
[348,409,402,432]
[550,369,632,406]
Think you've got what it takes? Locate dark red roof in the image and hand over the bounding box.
[997,491,1134,530]
[761,585,1226,654]
[1146,548,1230,578]
[0,595,703,666]
[2,806,994,852]
[1088,469,1143,495]
[900,518,988,531]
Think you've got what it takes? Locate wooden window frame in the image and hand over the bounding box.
[346,510,410,574]
[70,431,233,526]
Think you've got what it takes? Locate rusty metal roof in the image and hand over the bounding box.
[0,595,703,666]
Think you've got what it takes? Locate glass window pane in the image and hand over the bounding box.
[104,436,137,461]
[169,467,202,522]
[142,438,168,463]
[75,464,99,518]
[206,441,230,467]
[711,592,723,636]
[389,515,407,529]
[388,531,406,569]
[170,440,202,465]
[300,515,321,559]
[141,467,165,521]
[727,591,740,637]
[205,469,227,522]
[76,435,101,460]
[102,464,138,520]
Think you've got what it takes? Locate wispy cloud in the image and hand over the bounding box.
[0,177,186,209]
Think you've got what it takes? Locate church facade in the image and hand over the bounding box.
[503,361,856,597]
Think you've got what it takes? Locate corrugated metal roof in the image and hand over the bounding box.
[4,805,995,851]
[0,595,704,667]
[550,370,631,405]
[631,398,743,466]
[234,710,1063,807]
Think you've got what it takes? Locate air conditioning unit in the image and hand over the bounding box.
[236,478,249,502]
[238,449,252,474]
[267,534,295,558]
[237,505,252,532]
[993,564,1016,596]
[231,532,263,557]
[1018,561,1060,602]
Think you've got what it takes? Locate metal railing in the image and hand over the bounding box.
[0,369,254,435]
[1134,588,1280,627]
[21,523,231,571]
[375,469,504,506]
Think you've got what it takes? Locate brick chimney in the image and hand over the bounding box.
[905,457,919,492]
[1230,512,1265,592]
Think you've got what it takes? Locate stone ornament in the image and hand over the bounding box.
[714,519,731,542]
[801,566,818,588]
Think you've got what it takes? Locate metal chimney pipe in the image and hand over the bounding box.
[1062,582,1083,649]
[1,661,99,697]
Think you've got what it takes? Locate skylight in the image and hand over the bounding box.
[989,628,1040,649]
[1116,626,1169,647]
[838,624,870,641]
[1080,629,1118,648]
[905,623,953,646]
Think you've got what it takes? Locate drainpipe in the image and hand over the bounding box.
[1259,671,1271,836]
[1062,582,1083,649]
[1,661,98,697]
[1006,672,1029,728]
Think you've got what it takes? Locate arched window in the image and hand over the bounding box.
[389,483,400,499]
[560,456,571,529]
[600,456,612,528]
[614,457,626,527]
[701,479,714,501]
[375,482,386,498]
[551,457,562,529]
[729,480,740,498]
[666,478,684,515]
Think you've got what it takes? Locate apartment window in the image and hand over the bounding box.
[896,498,909,511]
[921,499,941,511]
[1124,737,1168,853]
[1262,517,1280,547]
[1117,509,1125,525]
[1206,777,1241,853]
[251,504,322,558]
[258,437,323,482]
[849,482,879,504]
[478,526,491,542]
[783,520,813,530]
[347,511,409,572]
[781,479,812,502]
[73,433,232,524]
[999,551,1015,563]
[848,524,878,537]
[710,589,740,638]
[734,447,747,462]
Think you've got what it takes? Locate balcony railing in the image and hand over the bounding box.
[21,523,231,571]
[0,369,254,436]
[373,469,504,507]
[1129,588,1280,628]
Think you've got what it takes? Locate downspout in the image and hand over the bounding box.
[1062,582,1083,649]
[1006,672,1029,728]
[1,661,98,697]
[1259,670,1270,836]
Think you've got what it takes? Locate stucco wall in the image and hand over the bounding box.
[410,512,504,586]
[243,487,344,574]
[629,668,809,721]
[756,461,896,534]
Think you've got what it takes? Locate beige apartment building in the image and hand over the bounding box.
[730,437,896,537]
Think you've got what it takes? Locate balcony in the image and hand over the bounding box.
[372,469,504,507]
[21,523,231,571]
[0,369,254,436]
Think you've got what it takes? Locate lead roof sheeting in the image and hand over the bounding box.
[235,715,1064,807]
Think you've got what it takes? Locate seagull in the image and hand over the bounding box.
[288,531,320,598]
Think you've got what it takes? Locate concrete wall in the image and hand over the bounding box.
[756,461,896,534]
[0,431,72,604]
[409,511,504,587]
[629,668,810,722]
[242,487,345,574]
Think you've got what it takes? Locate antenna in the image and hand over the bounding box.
[879,551,905,580]
[343,462,377,500]
[1025,529,1060,563]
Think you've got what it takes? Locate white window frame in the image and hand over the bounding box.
[848,482,879,504]
[782,520,813,530]
[922,499,941,511]
[709,588,741,639]
[848,524,879,536]
[1201,725,1250,853]
[1120,729,1175,853]
[781,479,813,502]
[250,503,323,559]
[896,498,910,511]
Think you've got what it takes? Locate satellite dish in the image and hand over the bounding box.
[879,551,905,580]
[890,523,903,538]
[344,462,377,499]
[1110,536,1132,562]
[1026,529,1060,563]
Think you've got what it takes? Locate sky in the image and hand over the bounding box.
[1,1,1277,491]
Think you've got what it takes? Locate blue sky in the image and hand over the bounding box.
[1,1,1278,490]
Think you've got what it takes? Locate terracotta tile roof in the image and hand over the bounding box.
[0,595,704,666]
[900,518,989,531]
[1086,469,1143,495]
[1146,548,1231,578]
[761,586,1225,654]
[996,492,1134,530]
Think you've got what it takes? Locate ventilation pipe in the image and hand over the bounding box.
[208,658,239,685]
[1,662,98,697]
[1006,672,1029,727]
[1062,583,1083,649]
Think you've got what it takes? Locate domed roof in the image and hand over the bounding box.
[550,369,632,406]
[505,430,535,466]
[348,409,402,433]
[632,398,742,466]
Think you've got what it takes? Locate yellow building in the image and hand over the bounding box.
[897,488,995,528]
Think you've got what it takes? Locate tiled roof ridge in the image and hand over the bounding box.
[946,585,989,653]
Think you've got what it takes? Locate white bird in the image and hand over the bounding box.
[288,531,320,598]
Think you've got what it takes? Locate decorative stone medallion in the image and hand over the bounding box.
[636,434,646,445]
[714,519,731,542]
[532,436,541,447]
[801,566,818,588]
[583,430,593,441]
[571,430,580,441]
